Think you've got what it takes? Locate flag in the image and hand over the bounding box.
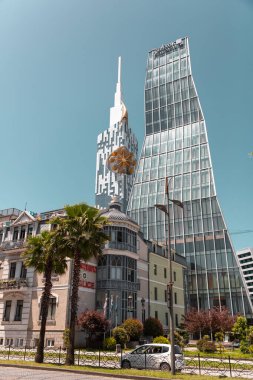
[103,293,108,316]
[110,294,114,315]
[115,295,118,313]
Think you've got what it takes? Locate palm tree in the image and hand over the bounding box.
[53,203,108,365]
[22,230,67,363]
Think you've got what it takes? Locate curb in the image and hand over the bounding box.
[0,363,174,380]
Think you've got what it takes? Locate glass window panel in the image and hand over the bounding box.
[152,87,159,108]
[144,157,151,169]
[159,154,166,166]
[173,60,180,80]
[145,89,152,101]
[149,181,157,194]
[159,65,166,84]
[146,111,152,125]
[180,57,187,77]
[151,156,159,168]
[153,109,159,122]
[160,106,167,121]
[166,82,174,104]
[175,102,182,116]
[152,68,159,87]
[166,63,173,82]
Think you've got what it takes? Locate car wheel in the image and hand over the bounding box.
[122,360,131,369]
[160,362,171,371]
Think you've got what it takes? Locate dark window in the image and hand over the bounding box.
[165,312,168,326]
[27,225,33,236]
[13,228,19,241]
[174,292,178,304]
[164,268,167,278]
[40,297,57,320]
[20,227,26,240]
[154,264,157,275]
[9,262,16,279]
[14,300,23,321]
[174,271,176,281]
[5,227,10,239]
[20,263,27,279]
[3,301,11,321]
[154,287,158,300]
[175,314,179,327]
[48,298,57,320]
[164,289,167,302]
[155,311,158,319]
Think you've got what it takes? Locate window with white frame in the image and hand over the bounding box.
[46,338,55,347]
[16,338,24,347]
[6,338,13,346]
[40,297,57,320]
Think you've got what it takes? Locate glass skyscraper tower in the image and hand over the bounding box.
[128,37,252,315]
[95,57,138,212]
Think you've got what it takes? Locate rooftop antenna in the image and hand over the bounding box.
[24,202,27,211]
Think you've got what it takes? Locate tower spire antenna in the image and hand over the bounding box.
[114,56,122,106]
[118,56,121,85]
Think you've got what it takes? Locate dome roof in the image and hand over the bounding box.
[100,196,138,226]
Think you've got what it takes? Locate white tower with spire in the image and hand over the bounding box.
[95,57,138,212]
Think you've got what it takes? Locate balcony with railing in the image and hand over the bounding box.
[96,279,140,291]
[0,278,29,290]
[0,240,26,251]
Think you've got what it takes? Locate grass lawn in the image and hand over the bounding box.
[184,348,253,360]
[0,359,244,380]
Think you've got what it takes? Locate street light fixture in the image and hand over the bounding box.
[154,176,183,375]
[128,294,133,318]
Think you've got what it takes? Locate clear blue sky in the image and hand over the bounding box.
[0,0,252,250]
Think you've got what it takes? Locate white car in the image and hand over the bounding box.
[121,343,184,371]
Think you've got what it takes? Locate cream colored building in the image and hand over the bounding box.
[148,245,186,332]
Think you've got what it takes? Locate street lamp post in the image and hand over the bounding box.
[141,297,146,324]
[128,294,133,318]
[155,176,183,375]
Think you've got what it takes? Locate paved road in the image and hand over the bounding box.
[0,366,126,380]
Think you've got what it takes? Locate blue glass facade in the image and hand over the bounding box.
[127,38,252,315]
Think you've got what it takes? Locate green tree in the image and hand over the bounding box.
[232,316,248,341]
[153,336,169,344]
[22,231,67,363]
[112,326,129,348]
[143,317,164,338]
[122,319,143,341]
[53,203,108,365]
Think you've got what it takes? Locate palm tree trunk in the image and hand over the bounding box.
[66,251,80,365]
[35,265,52,363]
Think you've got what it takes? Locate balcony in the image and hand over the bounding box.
[104,242,137,253]
[96,279,140,291]
[0,240,26,251]
[0,279,28,290]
